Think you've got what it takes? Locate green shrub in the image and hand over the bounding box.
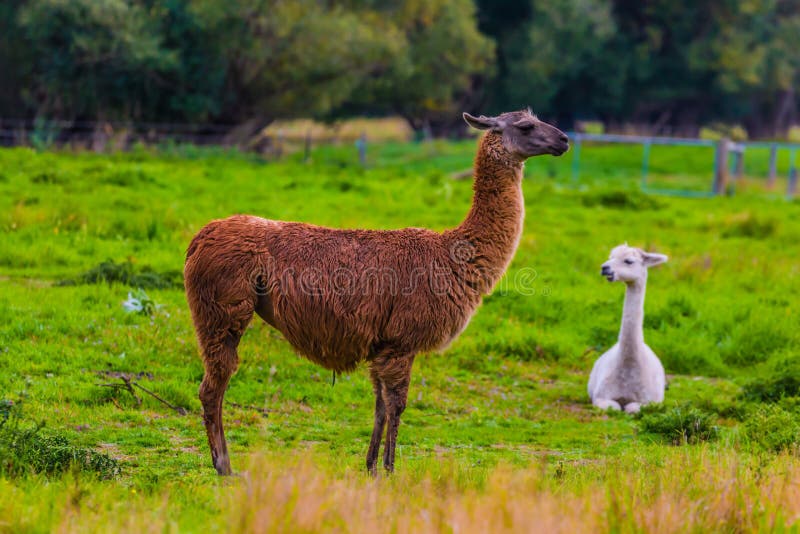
[57,259,183,289]
[721,213,777,239]
[581,189,663,210]
[101,168,157,187]
[636,404,719,445]
[0,399,120,479]
[644,296,696,330]
[742,359,800,402]
[744,404,800,453]
[717,313,792,367]
[30,171,67,185]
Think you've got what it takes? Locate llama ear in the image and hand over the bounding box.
[463,112,500,131]
[642,252,668,267]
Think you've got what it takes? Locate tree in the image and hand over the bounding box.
[0,0,30,120]
[729,1,800,138]
[508,0,619,127]
[18,0,177,121]
[344,0,495,137]
[475,0,621,129]
[189,0,402,135]
[609,0,800,137]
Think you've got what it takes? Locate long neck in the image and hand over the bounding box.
[447,132,525,294]
[618,277,647,360]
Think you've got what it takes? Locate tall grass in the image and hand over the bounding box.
[4,451,798,533]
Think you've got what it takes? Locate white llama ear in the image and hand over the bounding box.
[642,252,668,267]
[463,112,501,131]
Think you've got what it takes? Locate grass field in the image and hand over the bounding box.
[1,139,800,532]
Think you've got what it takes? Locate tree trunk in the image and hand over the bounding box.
[744,90,797,140]
[222,115,273,148]
[400,113,472,140]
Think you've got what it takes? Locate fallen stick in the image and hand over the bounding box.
[132,382,188,416]
[97,374,188,415]
[99,376,142,405]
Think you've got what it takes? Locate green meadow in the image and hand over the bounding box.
[1,140,799,532]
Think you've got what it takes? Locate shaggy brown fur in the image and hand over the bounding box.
[185,110,568,476]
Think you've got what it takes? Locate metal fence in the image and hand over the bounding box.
[2,118,798,198]
[0,117,377,162]
[0,118,239,149]
[569,132,799,198]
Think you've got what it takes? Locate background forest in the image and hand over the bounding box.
[1,0,799,139]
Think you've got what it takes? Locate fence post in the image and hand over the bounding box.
[767,145,778,188]
[276,130,284,159]
[571,134,581,184]
[356,132,367,166]
[640,140,652,190]
[713,138,730,195]
[732,145,744,180]
[788,150,798,199]
[303,129,312,163]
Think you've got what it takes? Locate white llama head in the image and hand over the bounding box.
[601,244,668,284]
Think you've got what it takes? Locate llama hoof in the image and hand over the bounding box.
[593,398,622,411]
[624,402,641,414]
[214,454,233,476]
[367,464,379,478]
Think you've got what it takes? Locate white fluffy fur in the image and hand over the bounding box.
[588,244,668,413]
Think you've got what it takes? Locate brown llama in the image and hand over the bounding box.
[184,110,569,476]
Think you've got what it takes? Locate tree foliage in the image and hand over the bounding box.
[189,0,403,123]
[1,0,799,138]
[346,0,495,136]
[479,0,800,137]
[18,0,176,120]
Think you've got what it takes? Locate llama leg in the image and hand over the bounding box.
[199,344,237,475]
[193,300,253,476]
[624,402,642,414]
[372,352,415,474]
[365,372,386,476]
[593,398,622,411]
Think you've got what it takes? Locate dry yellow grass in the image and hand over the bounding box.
[225,451,800,534]
[263,117,413,144]
[9,449,797,534]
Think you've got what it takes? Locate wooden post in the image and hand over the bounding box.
[303,129,312,163]
[275,130,284,159]
[356,132,367,166]
[732,147,744,179]
[713,138,730,195]
[767,145,778,189]
[640,140,652,190]
[571,134,581,184]
[788,167,798,199]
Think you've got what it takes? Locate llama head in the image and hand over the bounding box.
[463,109,569,159]
[601,244,668,284]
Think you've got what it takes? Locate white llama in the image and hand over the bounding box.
[588,244,668,413]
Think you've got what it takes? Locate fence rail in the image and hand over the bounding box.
[569,132,800,198]
[1,119,798,198]
[0,118,374,155]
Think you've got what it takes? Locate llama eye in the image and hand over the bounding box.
[624,259,635,265]
[518,123,535,131]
